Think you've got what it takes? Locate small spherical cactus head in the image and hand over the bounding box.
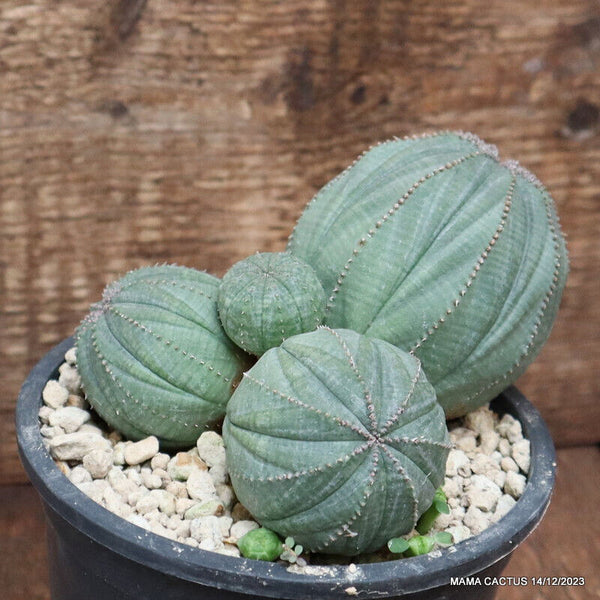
[223,327,451,556]
[75,265,252,447]
[288,131,569,418]
[217,252,327,356]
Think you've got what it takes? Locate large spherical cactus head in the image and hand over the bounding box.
[218,252,326,356]
[76,265,252,447]
[288,131,569,418]
[223,327,450,556]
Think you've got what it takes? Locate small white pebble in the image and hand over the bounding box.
[124,436,159,466]
[497,414,522,443]
[197,431,226,468]
[107,467,137,499]
[504,471,527,499]
[479,430,500,454]
[150,489,176,516]
[126,468,143,486]
[185,499,224,519]
[166,481,189,499]
[69,465,93,485]
[187,468,218,502]
[103,486,132,519]
[152,467,171,487]
[58,362,81,393]
[176,498,197,516]
[128,489,148,508]
[49,406,90,433]
[83,449,113,479]
[446,525,471,543]
[64,347,77,365]
[112,442,126,466]
[141,470,163,490]
[498,438,511,457]
[464,406,496,434]
[167,451,207,481]
[465,475,502,512]
[470,454,505,488]
[78,423,105,436]
[166,513,183,530]
[463,506,491,534]
[511,439,531,474]
[175,520,191,539]
[216,543,241,558]
[218,516,233,538]
[492,494,517,523]
[40,424,65,439]
[127,514,151,531]
[443,477,462,498]
[190,515,224,549]
[500,456,519,473]
[451,429,477,453]
[38,405,54,424]
[209,463,229,486]
[42,380,69,409]
[49,432,111,461]
[184,537,199,548]
[229,520,260,542]
[216,483,235,510]
[446,449,471,477]
[150,453,170,471]
[136,493,161,515]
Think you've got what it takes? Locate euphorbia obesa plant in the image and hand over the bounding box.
[223,326,451,556]
[288,131,569,417]
[76,265,251,447]
[218,251,326,356]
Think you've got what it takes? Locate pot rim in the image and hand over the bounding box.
[16,337,556,598]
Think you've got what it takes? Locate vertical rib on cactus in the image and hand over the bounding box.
[76,265,252,447]
[223,327,450,556]
[288,131,568,417]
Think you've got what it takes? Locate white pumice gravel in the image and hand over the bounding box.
[39,351,532,562]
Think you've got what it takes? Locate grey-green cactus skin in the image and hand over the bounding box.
[218,252,326,356]
[288,131,569,418]
[223,327,450,556]
[76,265,252,447]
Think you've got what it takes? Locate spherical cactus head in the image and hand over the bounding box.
[217,252,326,356]
[223,327,450,556]
[288,131,569,418]
[75,265,252,447]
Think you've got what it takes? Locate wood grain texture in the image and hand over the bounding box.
[2,447,598,599]
[1,0,599,482]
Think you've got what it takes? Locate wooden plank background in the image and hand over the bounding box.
[1,0,599,484]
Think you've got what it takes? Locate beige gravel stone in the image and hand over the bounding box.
[124,436,159,466]
[167,451,208,481]
[49,431,111,461]
[504,471,527,499]
[229,520,259,542]
[187,468,218,502]
[511,439,531,473]
[197,431,226,468]
[42,380,69,409]
[83,448,114,479]
[49,406,90,433]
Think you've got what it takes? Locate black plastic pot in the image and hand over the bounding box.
[17,337,556,600]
